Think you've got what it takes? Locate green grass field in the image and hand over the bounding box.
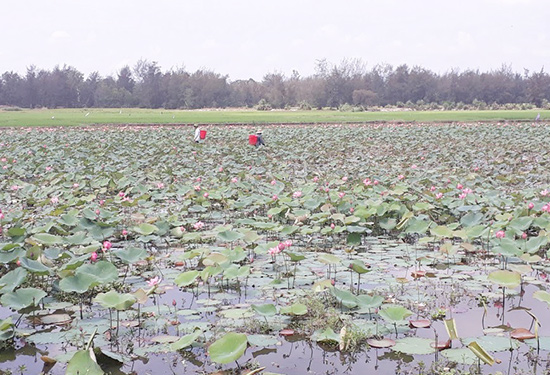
[0,108,547,127]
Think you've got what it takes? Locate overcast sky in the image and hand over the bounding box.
[2,0,548,81]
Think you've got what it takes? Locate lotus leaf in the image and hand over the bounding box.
[251,304,277,317]
[487,270,521,288]
[379,306,413,323]
[311,327,340,343]
[208,332,248,364]
[93,290,136,310]
[392,337,436,355]
[0,287,47,310]
[66,348,104,375]
[0,267,28,293]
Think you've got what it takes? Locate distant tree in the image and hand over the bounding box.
[0,71,24,106]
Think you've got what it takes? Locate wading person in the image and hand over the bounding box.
[256,130,265,147]
[193,124,201,143]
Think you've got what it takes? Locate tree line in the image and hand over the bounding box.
[1,59,549,110]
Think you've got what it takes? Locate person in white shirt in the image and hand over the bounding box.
[193,124,201,143]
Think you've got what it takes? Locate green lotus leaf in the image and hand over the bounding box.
[113,247,147,264]
[533,290,550,306]
[0,267,28,293]
[487,270,521,288]
[330,287,358,308]
[78,260,118,284]
[379,306,413,323]
[59,273,98,294]
[32,233,63,245]
[133,223,158,236]
[0,287,47,310]
[311,327,340,343]
[247,334,279,347]
[217,230,244,242]
[93,290,136,310]
[251,303,277,317]
[170,330,202,351]
[208,332,248,364]
[66,349,104,375]
[280,303,307,316]
[430,225,454,238]
[174,270,200,287]
[18,257,51,276]
[392,337,436,355]
[348,259,370,274]
[440,348,477,365]
[284,251,306,262]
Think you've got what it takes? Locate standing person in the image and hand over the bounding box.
[535,113,541,122]
[256,130,265,147]
[193,124,201,143]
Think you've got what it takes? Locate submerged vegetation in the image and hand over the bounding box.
[1,122,550,374]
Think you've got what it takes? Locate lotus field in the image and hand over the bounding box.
[3,122,550,374]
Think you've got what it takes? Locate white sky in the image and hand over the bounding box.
[2,0,549,81]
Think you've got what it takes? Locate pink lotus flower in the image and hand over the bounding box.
[398,175,405,180]
[46,166,52,171]
[147,276,161,287]
[99,200,105,206]
[50,196,59,204]
[73,183,79,188]
[462,188,473,194]
[268,246,281,255]
[118,191,125,197]
[0,213,4,220]
[2,166,7,170]
[231,177,238,183]
[272,194,278,200]
[196,177,202,182]
[349,207,354,213]
[218,167,223,172]
[543,204,550,213]
[430,186,436,192]
[194,185,201,191]
[103,240,112,251]
[122,229,128,236]
[373,180,379,185]
[284,240,292,247]
[278,242,286,251]
[193,221,205,230]
[330,223,335,229]
[313,176,319,182]
[292,191,302,198]
[90,252,98,262]
[458,193,467,199]
[338,192,345,199]
[528,202,535,210]
[270,180,276,185]
[435,192,444,199]
[411,164,418,169]
[157,182,165,189]
[203,192,209,198]
[495,230,506,239]
[363,178,372,186]
[95,209,100,215]
[521,232,528,240]
[457,183,463,190]
[342,176,348,182]
[541,189,549,196]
